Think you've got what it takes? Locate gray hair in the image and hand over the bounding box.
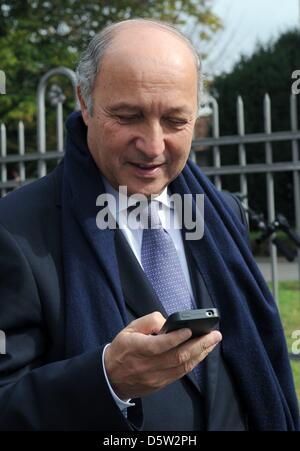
[76,18,201,115]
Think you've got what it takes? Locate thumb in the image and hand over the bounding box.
[126,311,166,335]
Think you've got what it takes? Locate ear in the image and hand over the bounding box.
[77,86,90,125]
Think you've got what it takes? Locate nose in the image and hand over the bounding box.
[135,121,165,159]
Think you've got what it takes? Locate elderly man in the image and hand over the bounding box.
[0,19,298,431]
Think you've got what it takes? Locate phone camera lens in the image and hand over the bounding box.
[206,310,214,317]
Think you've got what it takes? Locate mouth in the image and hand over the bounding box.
[128,162,165,177]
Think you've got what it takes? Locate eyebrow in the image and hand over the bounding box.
[107,103,193,115]
[108,103,140,113]
[164,107,193,115]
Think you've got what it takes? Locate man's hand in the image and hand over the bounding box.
[104,311,222,400]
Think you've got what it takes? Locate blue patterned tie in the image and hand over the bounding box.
[141,201,196,314]
[141,201,203,387]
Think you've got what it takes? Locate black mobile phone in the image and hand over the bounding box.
[159,308,220,338]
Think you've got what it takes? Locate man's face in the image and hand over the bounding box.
[80,28,198,196]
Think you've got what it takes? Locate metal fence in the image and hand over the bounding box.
[0,67,79,194]
[191,94,300,302]
[1,68,300,302]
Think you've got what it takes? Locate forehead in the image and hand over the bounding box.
[93,26,198,107]
[108,23,196,58]
[103,25,197,73]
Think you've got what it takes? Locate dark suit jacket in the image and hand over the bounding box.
[0,162,247,430]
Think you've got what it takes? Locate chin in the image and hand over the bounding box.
[138,180,168,196]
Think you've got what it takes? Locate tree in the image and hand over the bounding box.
[211,30,300,224]
[0,0,222,124]
[0,0,222,182]
[212,30,300,136]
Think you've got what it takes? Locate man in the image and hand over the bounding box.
[0,19,298,431]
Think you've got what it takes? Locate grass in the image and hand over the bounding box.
[277,281,300,401]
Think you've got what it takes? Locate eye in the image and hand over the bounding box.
[164,117,188,128]
[116,114,142,124]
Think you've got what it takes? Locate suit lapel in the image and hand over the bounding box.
[114,228,166,318]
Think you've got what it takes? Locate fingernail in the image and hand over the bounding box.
[212,331,222,345]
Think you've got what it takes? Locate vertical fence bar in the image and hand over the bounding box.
[189,147,197,163]
[211,97,222,190]
[56,101,64,152]
[190,126,197,162]
[290,94,300,287]
[264,94,278,303]
[37,79,47,178]
[237,96,248,214]
[18,121,25,183]
[37,67,78,178]
[0,123,7,197]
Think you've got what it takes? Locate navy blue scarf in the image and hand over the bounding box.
[62,111,299,431]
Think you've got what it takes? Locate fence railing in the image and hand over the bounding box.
[0,67,79,193]
[191,93,300,302]
[1,68,300,302]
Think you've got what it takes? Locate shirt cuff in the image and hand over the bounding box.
[102,343,136,412]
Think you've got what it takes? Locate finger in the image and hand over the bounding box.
[143,339,222,391]
[177,330,222,361]
[134,327,193,356]
[126,311,166,335]
[156,330,222,371]
[164,347,217,384]
[132,328,219,360]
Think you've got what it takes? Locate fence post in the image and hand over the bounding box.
[0,70,5,95]
[264,93,279,303]
[57,101,64,152]
[237,96,248,213]
[48,84,66,153]
[0,123,7,197]
[36,67,79,177]
[18,121,25,183]
[210,97,222,190]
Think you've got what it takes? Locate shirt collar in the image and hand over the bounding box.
[101,174,173,214]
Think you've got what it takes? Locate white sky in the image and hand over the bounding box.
[201,0,300,76]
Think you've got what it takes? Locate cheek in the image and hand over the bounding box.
[169,134,192,161]
[165,136,193,177]
[88,120,104,149]
[102,122,132,150]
